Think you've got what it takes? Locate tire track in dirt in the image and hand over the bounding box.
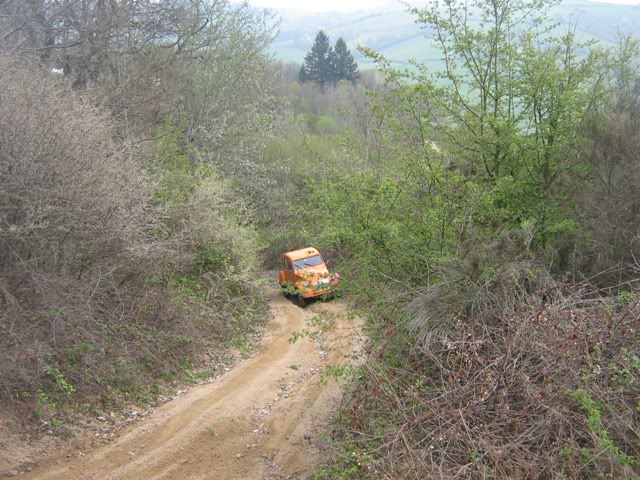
[18,293,359,480]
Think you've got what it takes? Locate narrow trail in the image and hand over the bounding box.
[19,293,360,480]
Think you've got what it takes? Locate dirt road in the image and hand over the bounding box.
[18,293,359,480]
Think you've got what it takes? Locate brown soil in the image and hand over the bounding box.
[8,292,359,480]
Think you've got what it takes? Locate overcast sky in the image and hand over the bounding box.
[235,0,639,11]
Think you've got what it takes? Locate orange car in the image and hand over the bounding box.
[279,247,340,307]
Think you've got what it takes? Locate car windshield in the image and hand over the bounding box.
[293,255,323,270]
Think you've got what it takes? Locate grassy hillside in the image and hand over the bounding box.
[273,0,640,68]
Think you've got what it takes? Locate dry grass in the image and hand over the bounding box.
[329,267,640,479]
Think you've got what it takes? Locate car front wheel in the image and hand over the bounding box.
[296,295,307,308]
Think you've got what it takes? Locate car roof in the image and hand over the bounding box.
[283,247,321,261]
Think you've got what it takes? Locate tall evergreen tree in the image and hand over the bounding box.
[303,30,334,91]
[333,37,359,84]
[298,64,308,83]
[328,47,339,87]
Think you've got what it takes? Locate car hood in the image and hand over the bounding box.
[297,266,330,279]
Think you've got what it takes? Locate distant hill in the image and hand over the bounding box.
[272,0,640,69]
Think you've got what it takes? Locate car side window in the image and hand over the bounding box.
[284,258,293,272]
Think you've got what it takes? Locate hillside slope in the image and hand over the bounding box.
[273,0,640,67]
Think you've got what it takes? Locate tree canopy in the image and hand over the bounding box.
[301,31,359,90]
[303,30,334,91]
[332,37,359,84]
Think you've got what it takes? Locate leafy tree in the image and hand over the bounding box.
[303,30,335,91]
[332,38,359,85]
[360,0,610,245]
[0,0,222,88]
[302,0,623,308]
[0,0,278,140]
